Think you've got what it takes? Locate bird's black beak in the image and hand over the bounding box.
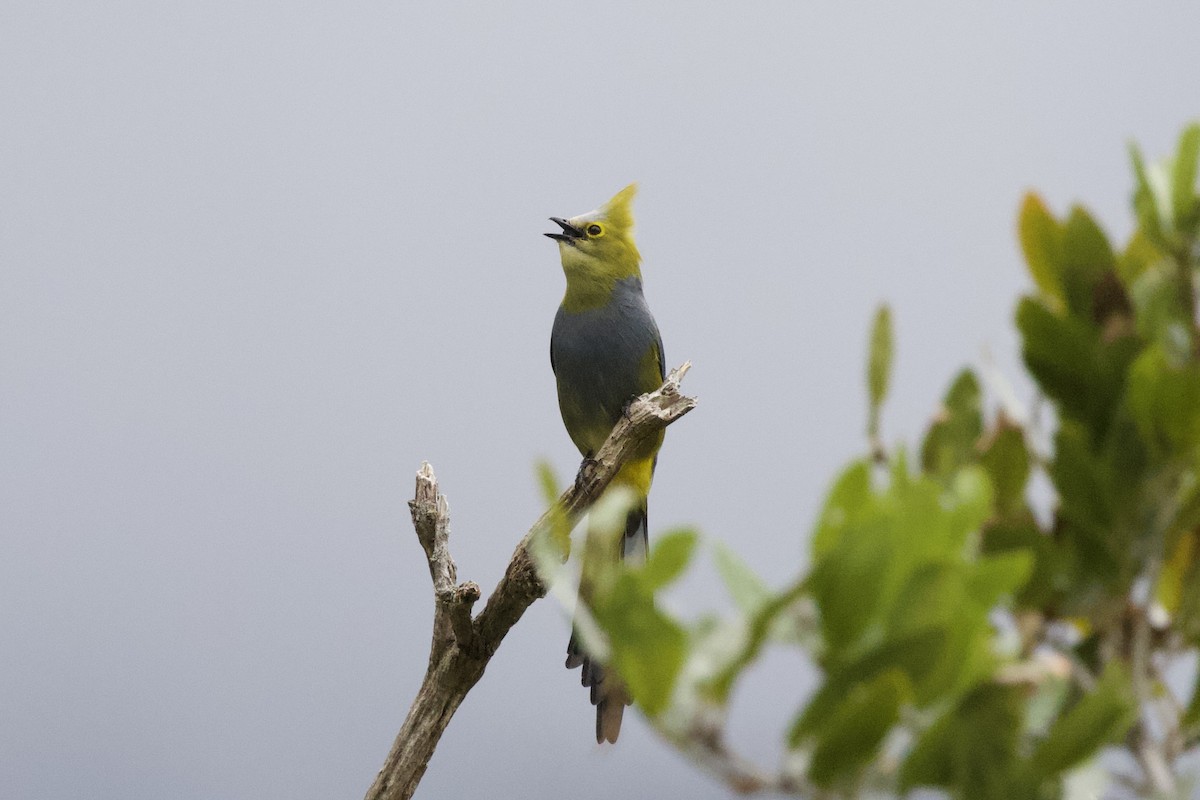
[545,217,585,243]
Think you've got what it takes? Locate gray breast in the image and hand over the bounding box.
[551,277,663,433]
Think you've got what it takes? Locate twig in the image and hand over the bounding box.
[1151,657,1186,762]
[1129,601,1177,797]
[364,364,697,800]
[409,464,480,655]
[679,731,779,795]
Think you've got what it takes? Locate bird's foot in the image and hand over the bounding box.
[574,454,598,491]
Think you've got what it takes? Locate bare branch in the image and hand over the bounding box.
[409,462,449,580]
[408,464,479,655]
[448,582,481,650]
[365,365,697,800]
[1129,604,1178,797]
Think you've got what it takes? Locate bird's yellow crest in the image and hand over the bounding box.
[600,182,638,233]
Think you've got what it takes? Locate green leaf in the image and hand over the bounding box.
[1130,141,1166,246]
[794,628,947,737]
[712,541,771,614]
[1172,123,1200,234]
[808,520,892,649]
[1017,297,1099,411]
[1029,663,1136,779]
[885,563,963,635]
[1118,228,1164,285]
[980,517,1067,608]
[867,304,894,441]
[882,566,992,700]
[978,421,1031,514]
[1018,193,1065,305]
[882,556,1001,701]
[1016,297,1138,435]
[1156,529,1197,616]
[1130,262,1191,356]
[1049,422,1119,564]
[535,460,570,556]
[536,460,560,506]
[921,369,983,478]
[1063,206,1117,273]
[1171,527,1200,642]
[805,669,910,787]
[1126,344,1200,455]
[900,683,1026,799]
[812,460,872,557]
[639,528,698,590]
[965,551,1034,606]
[810,460,994,657]
[589,522,695,717]
[947,464,995,537]
[592,574,686,716]
[945,369,983,434]
[1060,206,1116,318]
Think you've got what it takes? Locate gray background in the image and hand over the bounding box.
[3,3,1198,798]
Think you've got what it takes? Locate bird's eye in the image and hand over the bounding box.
[587,224,603,237]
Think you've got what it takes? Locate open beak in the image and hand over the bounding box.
[545,217,585,243]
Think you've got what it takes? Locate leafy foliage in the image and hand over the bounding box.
[543,122,1200,798]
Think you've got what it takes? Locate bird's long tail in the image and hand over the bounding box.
[565,500,648,744]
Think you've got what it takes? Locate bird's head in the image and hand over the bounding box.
[545,183,641,282]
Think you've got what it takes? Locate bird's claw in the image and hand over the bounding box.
[574,455,598,491]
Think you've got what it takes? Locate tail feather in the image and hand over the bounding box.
[596,684,631,744]
[564,631,585,669]
[581,657,601,689]
[566,503,647,744]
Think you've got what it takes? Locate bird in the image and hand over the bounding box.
[545,183,666,744]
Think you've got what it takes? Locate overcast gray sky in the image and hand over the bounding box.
[3,3,1199,798]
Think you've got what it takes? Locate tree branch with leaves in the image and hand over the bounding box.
[575,123,1200,800]
[371,124,1200,800]
[364,365,696,800]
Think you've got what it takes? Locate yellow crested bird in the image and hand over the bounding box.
[545,184,665,743]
